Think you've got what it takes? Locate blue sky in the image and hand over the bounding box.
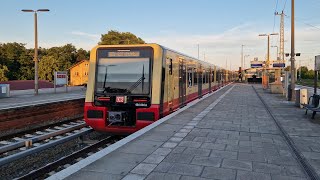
[1,0,320,69]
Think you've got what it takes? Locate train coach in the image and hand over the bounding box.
[84,44,235,134]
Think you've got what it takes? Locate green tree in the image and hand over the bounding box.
[0,65,9,81]
[76,48,90,62]
[39,55,59,81]
[0,42,27,80]
[45,44,77,70]
[299,66,308,79]
[18,48,34,80]
[305,70,315,79]
[99,30,145,45]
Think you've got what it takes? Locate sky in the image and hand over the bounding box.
[1,0,320,70]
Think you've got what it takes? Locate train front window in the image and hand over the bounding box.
[95,58,150,94]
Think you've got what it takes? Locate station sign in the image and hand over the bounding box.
[54,71,68,85]
[54,71,68,93]
[273,63,285,68]
[251,63,263,68]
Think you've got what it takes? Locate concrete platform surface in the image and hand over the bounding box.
[49,84,320,180]
[0,86,85,110]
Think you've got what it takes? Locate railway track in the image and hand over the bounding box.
[0,120,91,166]
[0,119,113,179]
[0,117,123,179]
[18,135,120,179]
[0,117,84,141]
[252,85,320,180]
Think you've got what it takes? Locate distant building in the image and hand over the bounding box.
[69,60,89,86]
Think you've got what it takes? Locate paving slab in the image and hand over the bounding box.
[52,84,320,180]
[257,85,320,178]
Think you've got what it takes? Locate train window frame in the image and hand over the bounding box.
[193,68,198,86]
[202,70,206,84]
[95,47,154,96]
[187,66,193,88]
[211,69,214,83]
[169,59,173,75]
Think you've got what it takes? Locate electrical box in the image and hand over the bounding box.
[300,89,308,108]
[0,84,10,98]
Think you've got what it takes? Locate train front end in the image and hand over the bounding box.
[84,44,162,134]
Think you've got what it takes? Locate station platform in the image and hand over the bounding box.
[50,84,320,180]
[0,86,85,110]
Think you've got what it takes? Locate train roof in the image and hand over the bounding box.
[92,43,226,70]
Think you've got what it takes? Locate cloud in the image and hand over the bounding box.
[144,23,320,70]
[71,31,100,40]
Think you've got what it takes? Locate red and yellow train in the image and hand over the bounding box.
[84,44,236,134]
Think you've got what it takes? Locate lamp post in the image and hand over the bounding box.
[197,44,200,59]
[259,33,279,68]
[22,9,49,95]
[271,45,279,60]
[241,44,245,81]
[290,0,296,101]
[244,55,250,69]
[259,33,278,88]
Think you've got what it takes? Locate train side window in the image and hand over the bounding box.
[202,71,205,84]
[205,71,208,84]
[193,68,197,86]
[169,59,172,75]
[187,67,193,88]
[211,71,214,83]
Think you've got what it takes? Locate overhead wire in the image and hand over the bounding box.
[283,0,288,11]
[273,0,279,32]
[284,15,320,31]
[271,0,279,48]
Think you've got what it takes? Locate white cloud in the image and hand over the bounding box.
[71,31,100,40]
[144,23,320,70]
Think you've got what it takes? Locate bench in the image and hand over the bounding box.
[302,94,320,119]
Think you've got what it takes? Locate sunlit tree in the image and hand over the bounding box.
[99,30,145,45]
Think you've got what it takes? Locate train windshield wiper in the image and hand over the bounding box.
[103,87,130,94]
[128,65,145,92]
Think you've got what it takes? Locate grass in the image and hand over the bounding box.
[296,79,320,87]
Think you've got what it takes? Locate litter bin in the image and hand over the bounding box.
[295,88,300,107]
[287,85,292,100]
[300,89,308,108]
[0,84,10,98]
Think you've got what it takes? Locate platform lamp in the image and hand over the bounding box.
[22,9,50,95]
[285,52,301,92]
[259,33,278,89]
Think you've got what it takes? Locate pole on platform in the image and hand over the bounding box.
[54,71,56,93]
[197,44,199,59]
[290,0,296,101]
[314,71,317,95]
[22,9,49,95]
[241,45,244,81]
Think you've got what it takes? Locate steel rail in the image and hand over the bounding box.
[0,116,84,141]
[0,128,93,166]
[0,123,87,154]
[252,85,320,180]
[17,136,118,180]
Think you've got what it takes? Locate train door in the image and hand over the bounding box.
[209,68,212,92]
[198,65,202,97]
[167,58,174,111]
[179,59,186,106]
